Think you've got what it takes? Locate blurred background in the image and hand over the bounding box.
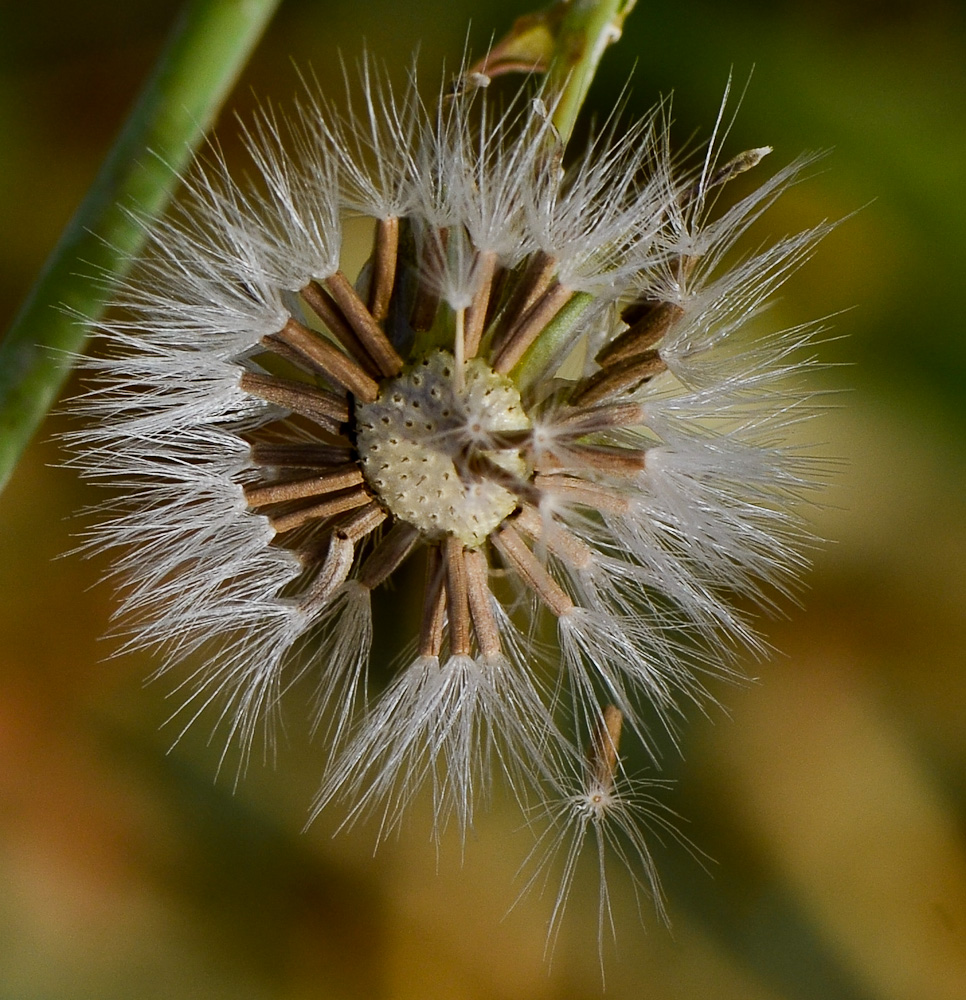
[1,1,965,997]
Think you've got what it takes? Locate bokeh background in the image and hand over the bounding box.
[2,1,965,997]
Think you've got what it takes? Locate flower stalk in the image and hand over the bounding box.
[0,0,282,495]
[545,0,639,143]
[468,0,638,145]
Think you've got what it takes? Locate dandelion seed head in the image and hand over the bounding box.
[68,42,836,956]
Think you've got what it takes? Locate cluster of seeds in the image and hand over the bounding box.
[72,58,829,941]
[238,236,678,671]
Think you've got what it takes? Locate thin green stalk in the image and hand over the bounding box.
[512,291,594,393]
[0,0,282,495]
[545,0,638,144]
[471,1,638,393]
[473,0,637,147]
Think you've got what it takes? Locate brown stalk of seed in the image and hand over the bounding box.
[297,502,387,571]
[464,547,501,659]
[255,331,328,379]
[554,402,648,436]
[357,521,421,591]
[481,262,510,335]
[463,249,499,359]
[263,318,379,403]
[269,484,372,534]
[334,501,387,542]
[299,534,356,610]
[565,444,648,477]
[444,536,472,658]
[299,281,380,377]
[324,269,403,378]
[569,349,668,407]
[587,703,623,793]
[243,465,365,509]
[492,281,573,375]
[491,522,573,618]
[250,443,355,469]
[419,547,448,658]
[367,216,400,323]
[489,250,558,355]
[595,301,684,367]
[532,473,631,514]
[513,504,594,572]
[239,370,349,434]
[298,503,389,603]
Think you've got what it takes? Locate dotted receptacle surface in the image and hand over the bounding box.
[355,351,531,547]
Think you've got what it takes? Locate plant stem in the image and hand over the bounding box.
[470,0,637,147]
[545,0,638,144]
[468,1,638,392]
[0,0,282,496]
[513,291,594,393]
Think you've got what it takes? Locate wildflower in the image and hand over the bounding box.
[72,56,828,875]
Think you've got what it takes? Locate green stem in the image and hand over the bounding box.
[512,291,595,393]
[546,0,638,144]
[507,0,635,393]
[0,0,282,496]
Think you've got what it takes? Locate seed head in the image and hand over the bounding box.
[68,51,832,948]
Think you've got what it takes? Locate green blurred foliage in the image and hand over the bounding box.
[1,1,965,997]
